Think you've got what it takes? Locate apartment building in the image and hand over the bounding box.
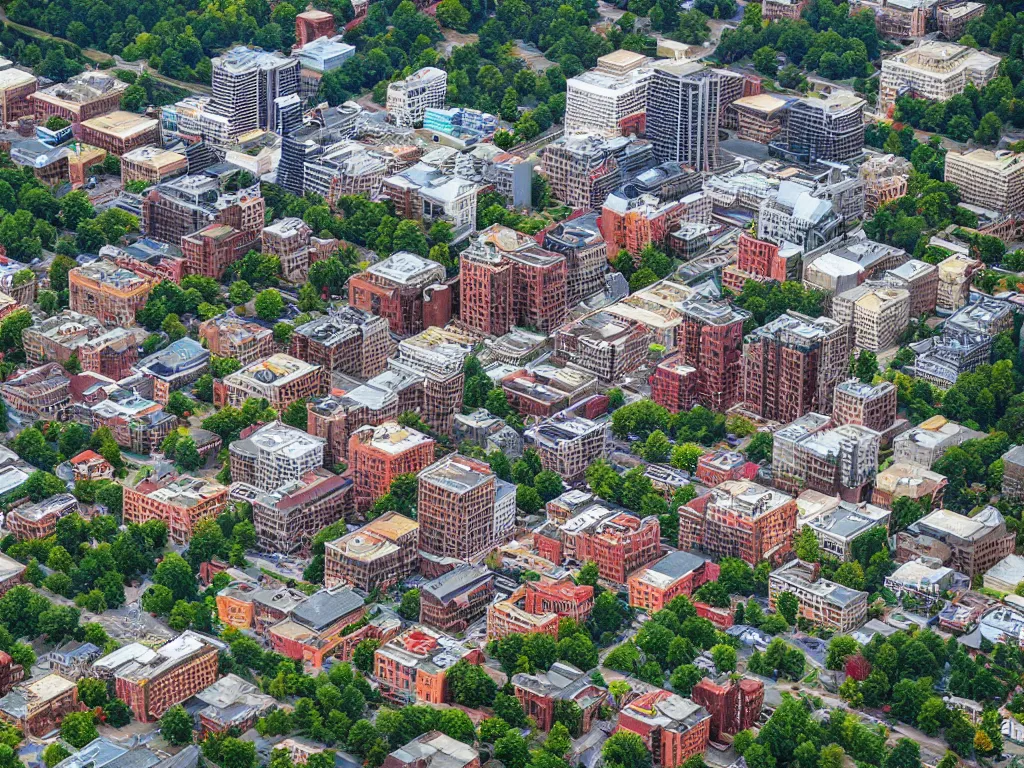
[882,258,938,318]
[199,313,276,365]
[832,379,898,439]
[553,311,651,383]
[205,46,300,139]
[382,164,479,243]
[893,415,984,468]
[937,1,985,38]
[123,474,228,546]
[617,689,712,768]
[944,149,1024,213]
[947,296,1015,339]
[383,733,481,768]
[649,356,698,414]
[419,565,495,633]
[196,674,276,736]
[268,586,366,667]
[758,182,841,250]
[872,462,947,511]
[348,422,435,513]
[103,631,225,722]
[722,234,800,293]
[743,312,849,424]
[459,225,568,336]
[325,511,420,591]
[802,502,890,562]
[768,560,867,632]
[77,111,161,156]
[0,674,82,737]
[679,480,797,565]
[646,60,720,171]
[512,663,607,734]
[1002,445,1024,502]
[694,450,747,487]
[0,363,70,421]
[453,409,523,458]
[120,146,188,185]
[770,93,865,164]
[290,308,391,380]
[181,223,256,281]
[29,71,128,122]
[348,251,448,337]
[417,454,497,568]
[691,677,764,742]
[565,50,651,136]
[303,140,391,203]
[229,421,325,491]
[628,551,720,613]
[879,41,999,113]
[0,68,36,123]
[601,190,711,257]
[5,494,78,541]
[897,506,1015,577]
[374,626,483,704]
[936,251,981,314]
[86,387,176,455]
[218,353,326,411]
[543,212,607,306]
[23,311,134,381]
[524,414,607,484]
[542,132,655,209]
[534,503,661,584]
[141,174,265,247]
[832,283,910,352]
[251,469,351,554]
[847,0,930,37]
[295,8,336,46]
[487,578,595,640]
[68,260,152,327]
[499,364,598,419]
[762,0,808,19]
[387,67,447,127]
[134,337,210,404]
[773,416,881,501]
[261,217,312,282]
[393,327,475,436]
[860,153,912,213]
[672,297,749,413]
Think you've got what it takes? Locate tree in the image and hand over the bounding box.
[153,552,197,602]
[670,664,702,695]
[853,350,878,383]
[495,733,530,768]
[445,660,497,708]
[229,281,254,306]
[753,46,778,77]
[643,430,672,462]
[602,732,652,768]
[161,704,194,745]
[43,744,72,768]
[60,711,98,748]
[825,635,859,670]
[776,592,798,625]
[219,738,257,768]
[885,739,921,768]
[711,644,737,673]
[438,709,475,744]
[493,692,527,727]
[60,191,94,229]
[254,289,285,321]
[974,112,1003,145]
[794,527,819,562]
[77,677,109,708]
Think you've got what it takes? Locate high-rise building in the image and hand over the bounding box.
[674,297,749,413]
[251,469,351,554]
[773,415,881,501]
[348,422,435,513]
[945,149,1024,214]
[525,414,607,485]
[553,311,651,383]
[348,252,449,337]
[142,174,265,247]
[290,308,391,380]
[206,46,300,139]
[417,454,497,566]
[879,41,999,114]
[832,379,898,438]
[386,67,447,128]
[646,61,720,171]
[832,283,910,352]
[393,327,475,435]
[542,212,607,306]
[770,93,865,164]
[459,225,568,336]
[262,216,312,282]
[936,251,981,314]
[229,421,325,491]
[542,132,655,209]
[564,50,651,136]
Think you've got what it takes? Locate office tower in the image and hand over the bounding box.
[542,133,655,209]
[417,454,498,565]
[207,46,300,139]
[564,50,651,136]
[646,61,720,171]
[772,93,865,165]
[879,41,998,113]
[386,67,447,127]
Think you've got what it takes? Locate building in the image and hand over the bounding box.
[382,732,480,768]
[525,414,607,485]
[459,225,567,336]
[758,181,841,250]
[120,146,189,185]
[251,469,351,554]
[773,418,880,501]
[103,631,224,722]
[85,386,177,455]
[848,0,932,37]
[218,353,326,410]
[123,474,229,546]
[453,409,523,458]
[543,213,607,306]
[743,312,849,426]
[180,224,256,281]
[628,552,720,613]
[348,252,448,337]
[387,67,447,127]
[487,578,595,640]
[907,332,991,389]
[768,559,867,632]
[542,133,655,210]
[832,283,910,352]
[763,0,808,19]
[694,450,747,487]
[879,41,1000,114]
[45,641,99,682]
[0,362,70,421]
[290,308,391,380]
[679,480,797,566]
[936,251,981,314]
[204,46,300,139]
[690,677,764,742]
[983,553,1024,594]
[770,93,865,164]
[0,68,36,123]
[134,337,210,404]
[553,311,650,383]
[832,379,898,438]
[872,462,947,511]
[374,626,482,704]
[882,258,938,318]
[268,586,365,667]
[668,297,749,413]
[564,50,651,136]
[534,503,661,584]
[860,153,912,214]
[5,493,78,540]
[295,9,336,46]
[803,502,890,561]
[199,314,276,365]
[512,662,606,734]
[348,422,435,513]
[195,674,276,736]
[646,61,720,171]
[142,174,264,248]
[325,511,419,591]
[617,689,712,768]
[419,565,495,633]
[424,107,499,143]
[897,506,1016,577]
[29,71,128,122]
[728,94,789,143]
[261,217,313,282]
[22,310,104,369]
[229,421,324,491]
[383,163,479,243]
[649,356,698,414]
[937,1,986,39]
[946,296,1015,339]
[723,233,802,292]
[0,674,81,736]
[1002,445,1024,502]
[68,261,152,327]
[500,364,599,419]
[69,450,115,482]
[393,327,475,436]
[417,454,498,567]
[892,415,984,467]
[885,557,956,606]
[77,111,161,156]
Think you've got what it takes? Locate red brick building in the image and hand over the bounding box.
[347,252,448,337]
[512,662,607,733]
[374,626,484,705]
[0,674,82,736]
[419,565,495,634]
[251,469,351,555]
[695,450,749,487]
[628,551,719,613]
[649,356,699,414]
[123,474,228,546]
[5,493,79,540]
[600,191,710,257]
[690,677,764,742]
[616,689,711,768]
[417,455,498,568]
[0,651,23,698]
[675,298,749,413]
[199,314,276,366]
[348,422,435,513]
[296,9,336,45]
[722,233,797,292]
[487,578,595,641]
[268,587,367,668]
[181,224,257,280]
[325,511,420,592]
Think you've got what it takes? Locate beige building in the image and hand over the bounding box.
[936,251,981,314]
[120,146,189,185]
[768,559,867,632]
[0,69,37,124]
[77,111,161,156]
[859,153,911,213]
[944,149,1024,214]
[831,283,909,352]
[564,50,650,137]
[879,41,999,113]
